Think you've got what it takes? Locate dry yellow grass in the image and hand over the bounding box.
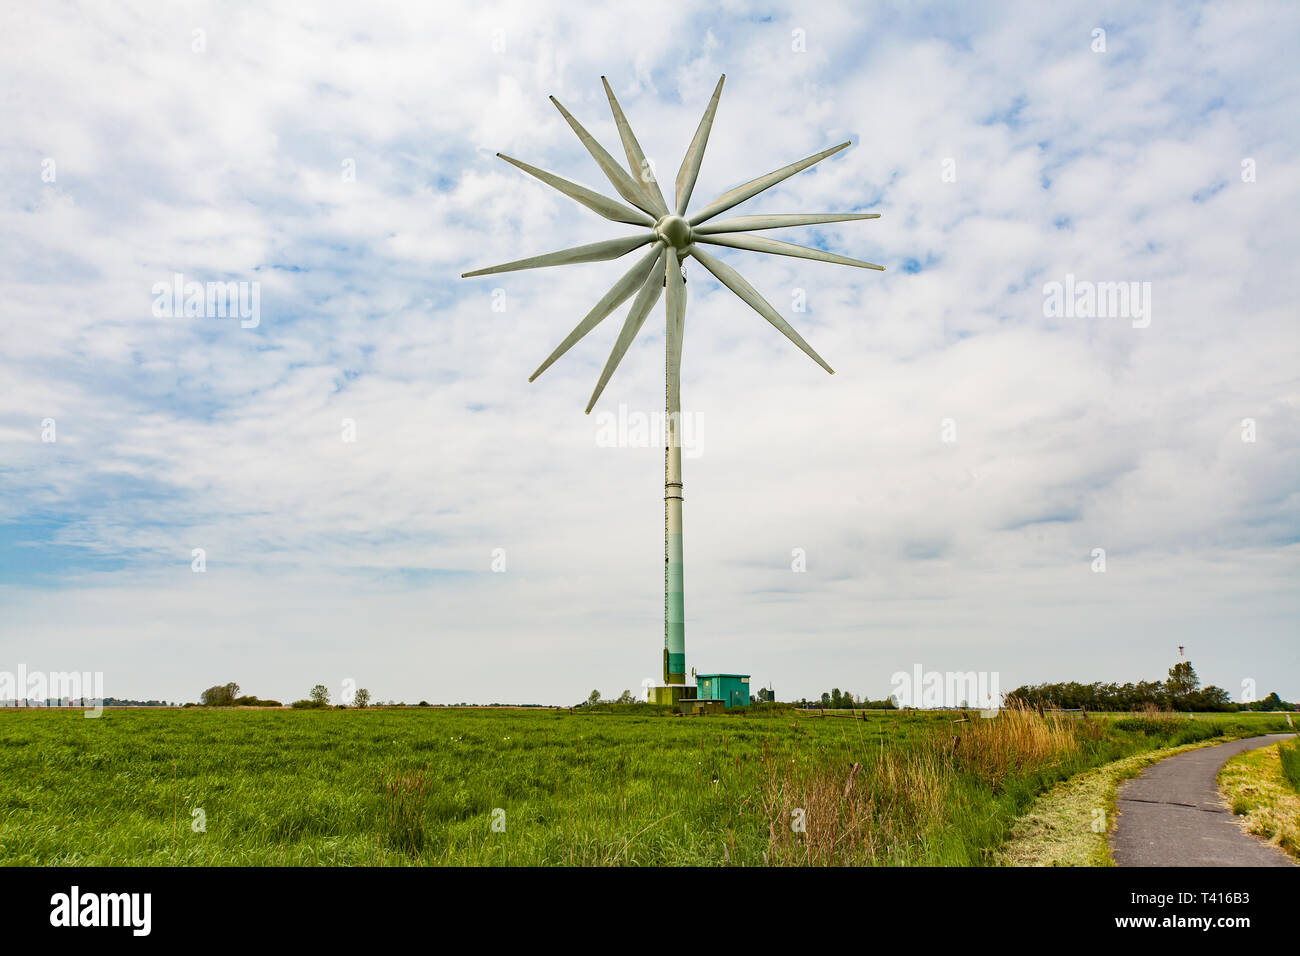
[951,704,1079,786]
[1218,742,1300,859]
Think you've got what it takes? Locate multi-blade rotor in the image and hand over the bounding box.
[462,74,883,413]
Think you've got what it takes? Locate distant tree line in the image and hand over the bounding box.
[795,688,897,710]
[1007,662,1296,713]
[99,698,174,707]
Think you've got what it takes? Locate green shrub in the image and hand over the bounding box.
[1113,715,1191,737]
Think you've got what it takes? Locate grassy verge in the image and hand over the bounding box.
[1280,736,1300,791]
[995,737,1229,867]
[759,708,1292,865]
[1218,740,1300,860]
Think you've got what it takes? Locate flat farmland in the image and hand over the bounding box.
[2,707,1292,866]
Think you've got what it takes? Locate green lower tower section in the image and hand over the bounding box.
[665,528,685,683]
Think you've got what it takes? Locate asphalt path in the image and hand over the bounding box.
[1111,733,1297,867]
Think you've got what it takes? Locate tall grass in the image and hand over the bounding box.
[1280,736,1300,792]
[758,705,1284,866]
[761,704,1082,865]
[382,769,432,853]
[951,704,1078,784]
[762,742,953,865]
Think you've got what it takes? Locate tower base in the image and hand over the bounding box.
[648,684,697,707]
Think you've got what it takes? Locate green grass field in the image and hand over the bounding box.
[2,707,1294,866]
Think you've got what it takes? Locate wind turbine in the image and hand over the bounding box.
[462,75,883,701]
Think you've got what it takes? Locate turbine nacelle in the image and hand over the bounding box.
[654,214,693,251]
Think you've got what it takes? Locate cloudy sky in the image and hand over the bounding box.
[1,1,1296,706]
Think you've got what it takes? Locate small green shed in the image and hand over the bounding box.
[695,674,750,708]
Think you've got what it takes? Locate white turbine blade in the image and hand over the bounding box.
[550,95,661,217]
[530,243,664,381]
[693,213,879,235]
[585,247,667,413]
[698,232,884,270]
[688,142,852,226]
[462,234,651,279]
[690,245,834,374]
[665,246,686,385]
[600,77,669,216]
[674,74,725,216]
[498,153,656,226]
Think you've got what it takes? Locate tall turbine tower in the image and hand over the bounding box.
[462,75,883,701]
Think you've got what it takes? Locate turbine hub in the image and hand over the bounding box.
[655,214,692,250]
